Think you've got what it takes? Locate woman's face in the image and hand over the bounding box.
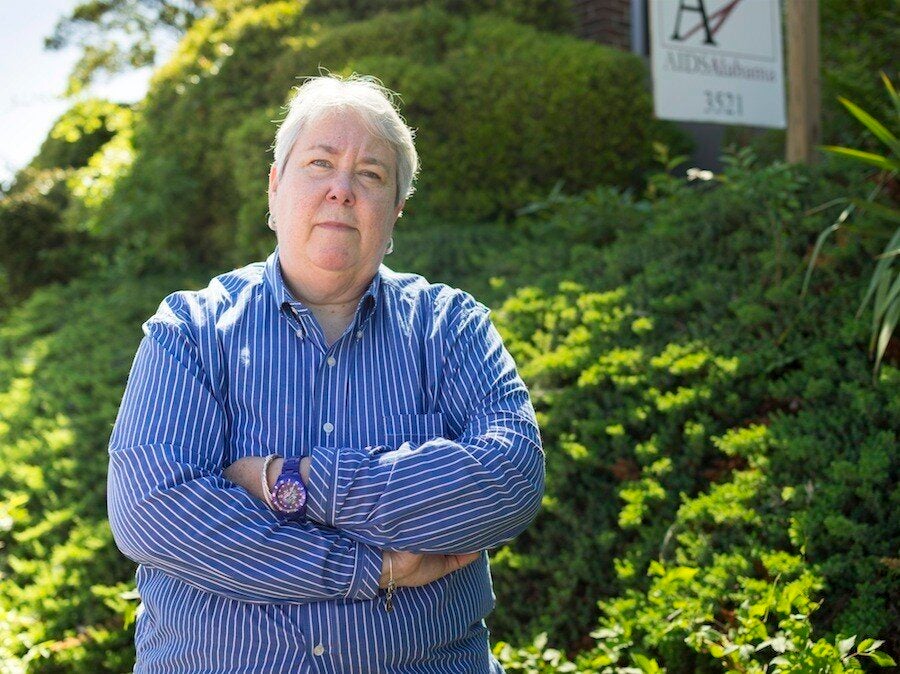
[268,111,403,279]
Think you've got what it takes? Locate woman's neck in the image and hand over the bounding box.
[280,261,372,317]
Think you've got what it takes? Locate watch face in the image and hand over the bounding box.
[272,480,306,513]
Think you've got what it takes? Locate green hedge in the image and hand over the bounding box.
[391,154,899,664]
[2,152,897,671]
[94,2,674,270]
[0,101,132,306]
[304,0,576,34]
[0,170,73,306]
[0,267,212,671]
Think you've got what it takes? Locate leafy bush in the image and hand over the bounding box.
[30,100,131,173]
[0,101,133,305]
[2,150,897,672]
[304,0,576,34]
[0,169,83,307]
[99,2,676,269]
[0,268,211,672]
[393,153,899,663]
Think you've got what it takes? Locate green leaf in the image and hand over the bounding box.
[838,634,857,657]
[123,602,138,630]
[857,639,881,653]
[868,651,897,667]
[880,72,900,118]
[872,271,900,325]
[667,566,699,582]
[591,628,620,640]
[837,97,900,159]
[632,653,662,673]
[648,560,666,577]
[821,146,897,172]
[801,220,842,299]
[857,227,900,316]
[874,286,900,374]
[666,154,690,170]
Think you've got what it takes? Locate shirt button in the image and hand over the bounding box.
[323,422,334,433]
[326,356,336,367]
[295,328,303,337]
[312,644,325,656]
[355,330,363,339]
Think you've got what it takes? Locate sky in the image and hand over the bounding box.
[0,0,164,186]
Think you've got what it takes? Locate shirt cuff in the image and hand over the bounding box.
[347,541,382,601]
[306,444,339,526]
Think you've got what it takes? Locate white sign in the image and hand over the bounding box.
[649,0,786,128]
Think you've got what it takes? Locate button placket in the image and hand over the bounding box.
[286,305,306,340]
[317,344,339,441]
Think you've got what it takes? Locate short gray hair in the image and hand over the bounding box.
[272,74,419,205]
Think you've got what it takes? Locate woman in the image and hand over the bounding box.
[108,74,545,673]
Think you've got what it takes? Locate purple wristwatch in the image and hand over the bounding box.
[269,457,307,517]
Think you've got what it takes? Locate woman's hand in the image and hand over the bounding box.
[223,456,282,501]
[223,458,480,588]
[223,456,311,501]
[379,550,481,588]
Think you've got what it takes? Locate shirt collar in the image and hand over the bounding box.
[263,245,382,320]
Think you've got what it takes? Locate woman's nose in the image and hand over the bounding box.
[326,171,354,205]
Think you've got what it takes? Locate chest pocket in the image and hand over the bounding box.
[382,413,446,448]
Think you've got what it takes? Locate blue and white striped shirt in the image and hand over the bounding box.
[107,247,545,673]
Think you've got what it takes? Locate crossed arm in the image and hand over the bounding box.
[107,300,544,604]
[222,456,481,588]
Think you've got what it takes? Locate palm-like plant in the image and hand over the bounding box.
[803,72,899,381]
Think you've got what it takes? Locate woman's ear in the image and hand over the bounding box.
[268,164,278,197]
[267,164,278,231]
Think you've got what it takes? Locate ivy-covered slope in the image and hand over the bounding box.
[1,152,897,671]
[1,1,897,672]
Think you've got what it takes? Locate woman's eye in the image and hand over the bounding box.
[360,170,382,180]
[311,159,331,168]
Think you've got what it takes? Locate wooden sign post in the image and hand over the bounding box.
[786,0,821,164]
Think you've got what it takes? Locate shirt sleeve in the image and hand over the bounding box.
[304,305,545,554]
[106,309,382,604]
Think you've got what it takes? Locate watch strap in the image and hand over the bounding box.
[270,456,307,517]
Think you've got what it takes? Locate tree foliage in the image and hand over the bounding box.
[44,0,210,95]
[44,0,574,96]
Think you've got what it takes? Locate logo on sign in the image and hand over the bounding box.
[669,0,744,46]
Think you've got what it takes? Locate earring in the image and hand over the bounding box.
[386,237,394,255]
